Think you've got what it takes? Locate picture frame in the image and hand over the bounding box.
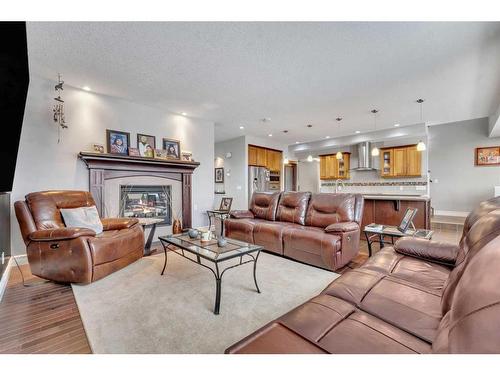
[219,197,233,212]
[215,167,224,183]
[398,208,418,233]
[106,129,130,155]
[92,143,104,154]
[162,138,181,160]
[137,133,156,158]
[128,147,141,157]
[181,151,193,162]
[154,149,168,159]
[475,146,500,166]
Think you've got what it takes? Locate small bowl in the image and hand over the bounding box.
[217,237,227,247]
[188,228,199,239]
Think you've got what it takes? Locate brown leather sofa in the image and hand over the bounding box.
[225,192,364,271]
[226,197,500,353]
[15,190,144,284]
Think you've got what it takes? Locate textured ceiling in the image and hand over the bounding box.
[26,22,500,144]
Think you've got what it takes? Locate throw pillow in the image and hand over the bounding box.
[60,205,103,234]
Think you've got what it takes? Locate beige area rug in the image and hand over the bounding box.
[72,251,338,353]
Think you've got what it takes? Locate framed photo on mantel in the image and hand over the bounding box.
[475,146,500,166]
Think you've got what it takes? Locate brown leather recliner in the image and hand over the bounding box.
[225,191,364,271]
[226,197,500,354]
[15,190,145,284]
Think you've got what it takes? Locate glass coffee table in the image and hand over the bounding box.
[158,232,263,315]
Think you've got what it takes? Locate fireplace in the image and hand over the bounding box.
[120,185,172,226]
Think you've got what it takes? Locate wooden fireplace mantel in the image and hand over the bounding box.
[78,152,200,228]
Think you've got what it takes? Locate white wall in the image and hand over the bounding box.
[429,117,500,214]
[214,136,247,210]
[11,74,214,255]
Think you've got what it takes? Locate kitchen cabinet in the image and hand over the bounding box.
[248,145,258,166]
[266,149,282,172]
[380,145,421,178]
[248,145,282,171]
[256,147,267,167]
[319,153,350,180]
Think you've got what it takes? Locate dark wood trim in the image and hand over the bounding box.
[79,152,199,229]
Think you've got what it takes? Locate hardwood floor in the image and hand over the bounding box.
[0,263,92,354]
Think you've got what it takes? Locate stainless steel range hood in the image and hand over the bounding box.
[355,141,376,170]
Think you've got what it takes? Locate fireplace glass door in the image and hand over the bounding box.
[120,185,172,226]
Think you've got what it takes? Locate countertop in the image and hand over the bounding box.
[361,194,430,201]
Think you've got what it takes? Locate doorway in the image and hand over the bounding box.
[284,161,298,191]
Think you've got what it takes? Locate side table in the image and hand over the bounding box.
[137,218,164,256]
[206,210,231,236]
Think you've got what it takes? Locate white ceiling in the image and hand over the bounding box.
[26,22,500,144]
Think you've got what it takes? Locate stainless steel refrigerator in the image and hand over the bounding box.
[248,166,270,203]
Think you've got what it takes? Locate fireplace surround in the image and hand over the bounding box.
[79,152,200,229]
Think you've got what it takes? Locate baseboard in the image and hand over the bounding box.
[433,210,469,218]
[0,257,12,303]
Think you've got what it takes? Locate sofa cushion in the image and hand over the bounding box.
[360,277,442,343]
[305,193,357,228]
[253,221,296,255]
[249,192,281,220]
[279,295,431,354]
[88,224,144,265]
[360,247,451,295]
[224,218,267,244]
[283,226,341,270]
[276,191,311,225]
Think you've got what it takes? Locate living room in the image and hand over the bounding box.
[2,1,500,372]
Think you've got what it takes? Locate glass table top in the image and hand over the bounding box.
[159,233,262,261]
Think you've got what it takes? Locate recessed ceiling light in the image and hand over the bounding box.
[355,130,361,134]
[239,126,245,129]
[181,112,187,116]
[394,123,400,127]
[295,141,300,144]
[268,134,273,137]
[82,86,91,91]
[325,136,331,139]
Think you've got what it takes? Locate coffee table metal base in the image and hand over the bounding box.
[160,242,261,315]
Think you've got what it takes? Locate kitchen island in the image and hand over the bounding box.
[360,194,431,230]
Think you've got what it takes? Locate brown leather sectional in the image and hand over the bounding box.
[226,197,500,353]
[15,190,145,284]
[225,192,364,271]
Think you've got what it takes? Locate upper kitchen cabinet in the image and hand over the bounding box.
[319,153,350,180]
[248,145,282,172]
[266,149,282,172]
[380,145,422,178]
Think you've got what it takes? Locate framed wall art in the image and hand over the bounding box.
[475,146,500,166]
[162,138,181,160]
[106,129,130,155]
[137,134,156,158]
[215,167,224,183]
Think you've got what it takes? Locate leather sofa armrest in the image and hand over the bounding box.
[324,222,359,233]
[230,210,255,219]
[394,237,459,266]
[29,227,96,241]
[101,217,139,231]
